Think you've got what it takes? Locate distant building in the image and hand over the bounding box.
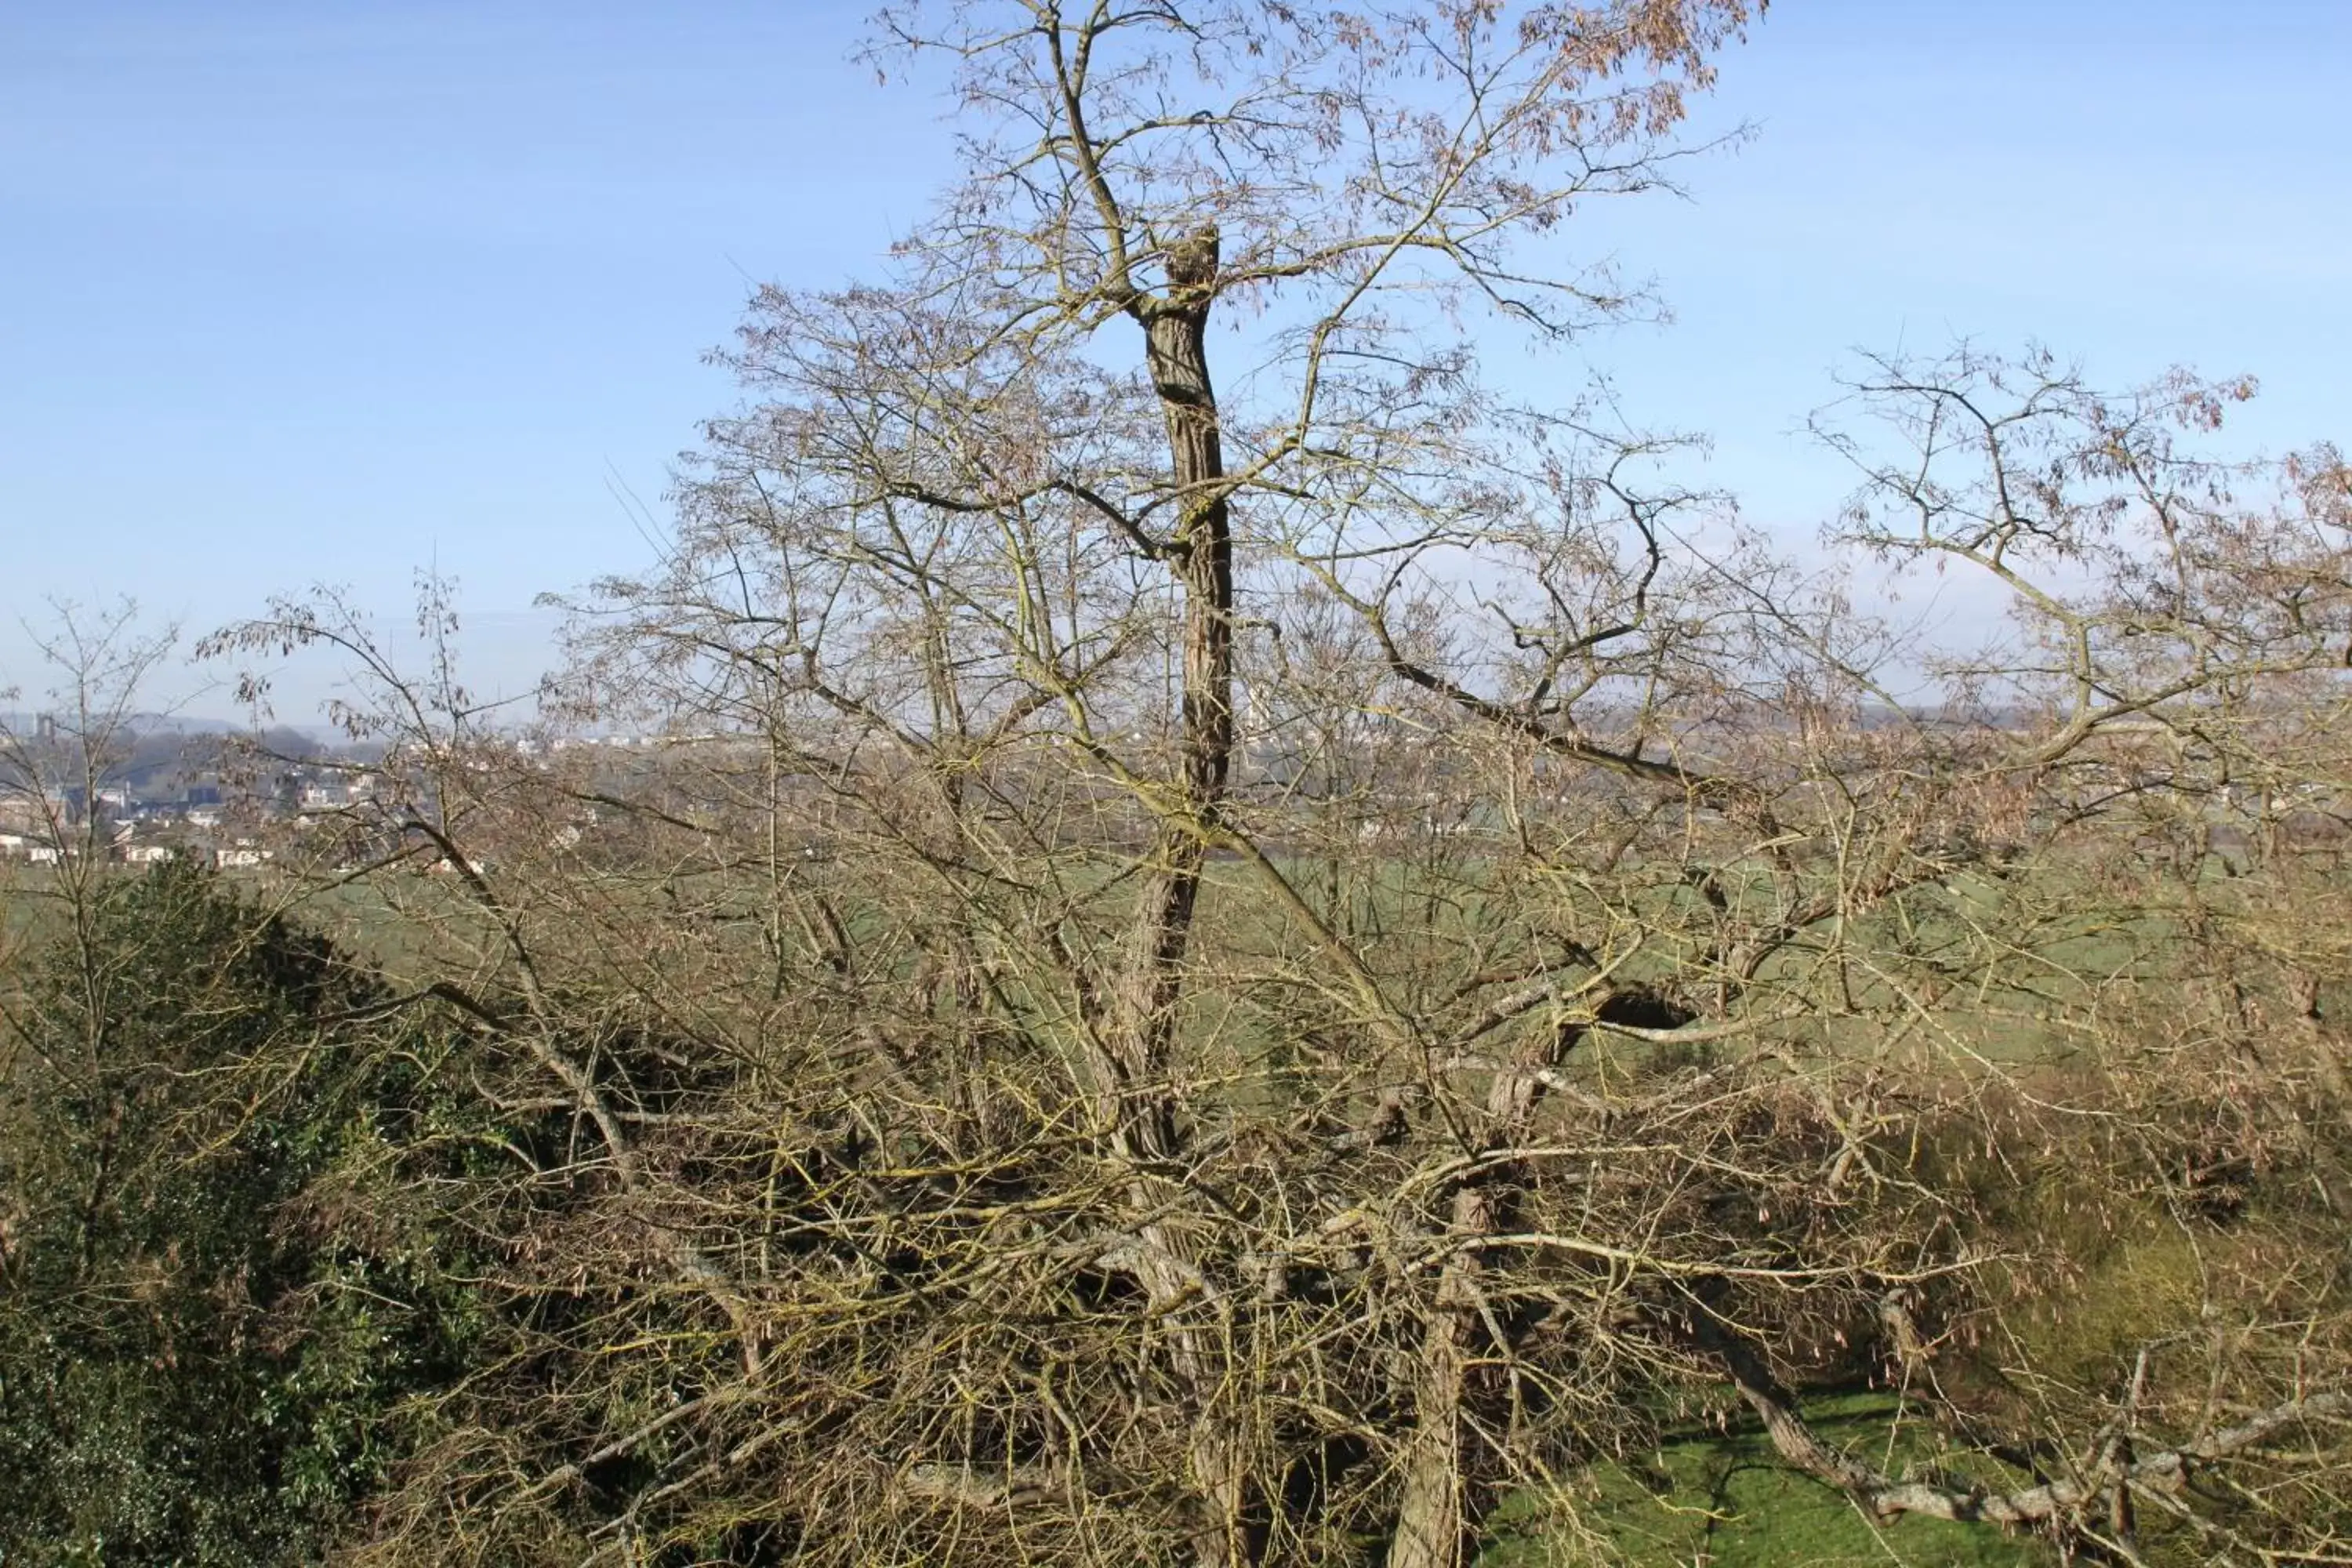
[0,791,67,836]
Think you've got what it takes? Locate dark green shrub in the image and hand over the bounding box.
[0,862,481,1566]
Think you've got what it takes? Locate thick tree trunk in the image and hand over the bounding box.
[1113,223,1232,1102]
[1108,225,1252,1568]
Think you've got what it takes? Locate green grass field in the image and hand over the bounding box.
[1479,1396,2045,1566]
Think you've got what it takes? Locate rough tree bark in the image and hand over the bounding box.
[1112,221,1232,1105]
[1109,220,1252,1568]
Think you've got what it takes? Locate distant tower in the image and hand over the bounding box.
[35,713,56,744]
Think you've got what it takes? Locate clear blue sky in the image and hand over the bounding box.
[4,1,2347,714]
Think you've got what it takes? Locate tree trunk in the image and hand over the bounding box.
[1388,1185,1486,1568]
[1112,223,1232,1102]
[1110,224,1251,1568]
[1390,1025,1572,1566]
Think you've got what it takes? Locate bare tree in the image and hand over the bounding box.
[552,5,1775,1562]
[189,12,2352,1567]
[1,603,186,1066]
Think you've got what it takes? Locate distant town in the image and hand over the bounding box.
[0,715,699,871]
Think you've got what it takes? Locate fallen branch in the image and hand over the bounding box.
[1696,1311,2351,1526]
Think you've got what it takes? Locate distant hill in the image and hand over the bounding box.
[1,712,336,742]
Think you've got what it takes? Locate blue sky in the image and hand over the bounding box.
[3,1,2347,714]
